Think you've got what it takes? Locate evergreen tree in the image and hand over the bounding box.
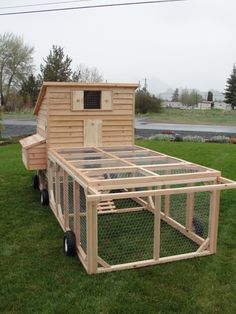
[171,88,179,102]
[207,91,213,102]
[20,74,41,107]
[224,64,236,109]
[40,45,73,81]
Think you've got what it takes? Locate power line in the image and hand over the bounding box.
[0,0,187,16]
[0,0,94,11]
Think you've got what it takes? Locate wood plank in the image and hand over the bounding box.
[101,91,113,110]
[50,132,83,138]
[84,120,102,147]
[86,200,98,274]
[73,180,80,247]
[209,190,220,253]
[153,194,161,260]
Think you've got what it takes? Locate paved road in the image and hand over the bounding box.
[2,118,236,138]
[2,119,36,137]
[135,118,236,133]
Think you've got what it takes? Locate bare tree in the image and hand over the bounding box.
[72,64,103,83]
[0,33,34,108]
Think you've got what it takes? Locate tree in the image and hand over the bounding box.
[20,74,41,107]
[72,64,103,83]
[224,64,236,109]
[135,88,162,114]
[40,45,73,82]
[0,107,2,139]
[171,88,179,102]
[180,89,202,106]
[207,91,213,102]
[0,33,34,108]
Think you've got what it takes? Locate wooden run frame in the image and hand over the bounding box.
[45,145,236,274]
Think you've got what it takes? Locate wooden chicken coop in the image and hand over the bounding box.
[20,82,236,274]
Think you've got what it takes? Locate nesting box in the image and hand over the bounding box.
[20,82,236,274]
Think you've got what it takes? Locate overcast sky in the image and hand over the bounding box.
[0,0,236,93]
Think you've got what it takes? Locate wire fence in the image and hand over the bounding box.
[48,160,213,272]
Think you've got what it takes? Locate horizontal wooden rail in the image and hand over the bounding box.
[87,180,236,202]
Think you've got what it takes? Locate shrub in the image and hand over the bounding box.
[135,135,146,140]
[210,135,230,143]
[135,89,162,114]
[174,134,183,142]
[183,135,205,143]
[149,134,174,141]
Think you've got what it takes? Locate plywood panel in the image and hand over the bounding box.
[84,120,102,147]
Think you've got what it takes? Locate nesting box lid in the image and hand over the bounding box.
[19,133,46,149]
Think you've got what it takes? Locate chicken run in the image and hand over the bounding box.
[20,82,236,274]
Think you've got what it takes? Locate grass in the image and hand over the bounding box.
[3,109,34,120]
[1,142,236,313]
[138,108,236,125]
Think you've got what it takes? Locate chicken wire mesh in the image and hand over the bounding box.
[98,208,154,265]
[68,176,74,231]
[79,185,87,253]
[97,189,211,265]
[48,159,213,269]
[193,191,210,239]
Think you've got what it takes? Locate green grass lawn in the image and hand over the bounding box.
[1,142,236,313]
[138,108,236,125]
[3,109,34,120]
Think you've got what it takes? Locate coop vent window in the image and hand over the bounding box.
[84,91,101,109]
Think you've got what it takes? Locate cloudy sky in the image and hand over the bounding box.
[0,0,235,93]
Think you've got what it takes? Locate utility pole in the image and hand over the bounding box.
[144,78,147,92]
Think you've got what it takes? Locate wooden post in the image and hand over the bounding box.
[164,187,170,216]
[186,184,194,231]
[48,161,54,203]
[153,193,161,261]
[63,171,69,230]
[55,164,60,216]
[164,171,171,216]
[73,181,80,247]
[86,199,98,274]
[209,190,220,253]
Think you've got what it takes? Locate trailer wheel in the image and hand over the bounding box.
[192,217,204,237]
[63,231,76,256]
[40,189,49,206]
[32,174,39,189]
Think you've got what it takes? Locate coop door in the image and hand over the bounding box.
[84,120,102,147]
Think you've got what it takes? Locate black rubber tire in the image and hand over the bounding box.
[32,174,39,189]
[192,217,204,237]
[40,189,49,206]
[63,231,76,256]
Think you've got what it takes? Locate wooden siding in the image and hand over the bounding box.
[37,96,48,138]
[46,87,135,148]
[20,134,47,170]
[26,143,47,170]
